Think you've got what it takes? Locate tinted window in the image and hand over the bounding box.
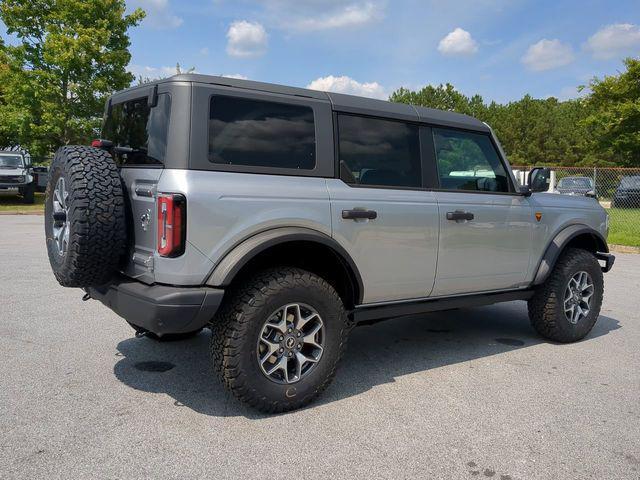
[102,93,171,166]
[433,128,510,193]
[0,154,23,168]
[338,114,421,188]
[208,96,315,170]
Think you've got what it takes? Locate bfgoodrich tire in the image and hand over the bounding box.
[528,248,604,343]
[44,146,126,288]
[210,268,351,413]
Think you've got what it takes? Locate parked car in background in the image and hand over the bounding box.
[554,176,595,197]
[612,175,640,208]
[0,150,35,203]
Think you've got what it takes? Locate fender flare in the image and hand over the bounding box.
[206,227,364,303]
[533,224,608,285]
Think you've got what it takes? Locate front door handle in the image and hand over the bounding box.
[446,210,474,221]
[342,209,378,220]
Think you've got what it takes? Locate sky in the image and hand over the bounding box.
[6,1,640,103]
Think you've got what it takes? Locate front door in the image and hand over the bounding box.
[328,114,439,304]
[430,127,532,296]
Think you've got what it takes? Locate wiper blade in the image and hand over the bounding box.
[113,146,147,155]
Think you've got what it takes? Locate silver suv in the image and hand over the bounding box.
[44,74,615,412]
[0,150,35,204]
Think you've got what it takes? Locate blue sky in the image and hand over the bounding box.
[7,1,640,102]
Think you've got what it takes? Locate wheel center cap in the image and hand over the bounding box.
[285,336,296,349]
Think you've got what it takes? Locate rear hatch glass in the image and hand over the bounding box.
[102,93,171,166]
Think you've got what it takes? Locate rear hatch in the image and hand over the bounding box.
[101,91,172,284]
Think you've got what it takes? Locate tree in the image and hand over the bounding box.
[0,0,144,156]
[583,57,640,167]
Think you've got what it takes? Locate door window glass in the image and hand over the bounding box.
[338,114,421,188]
[433,128,510,192]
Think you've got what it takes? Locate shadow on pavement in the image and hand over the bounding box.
[112,301,620,418]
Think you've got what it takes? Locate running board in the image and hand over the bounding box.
[352,289,534,323]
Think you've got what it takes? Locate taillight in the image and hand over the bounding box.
[157,193,186,257]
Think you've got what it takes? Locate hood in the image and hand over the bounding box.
[0,167,26,177]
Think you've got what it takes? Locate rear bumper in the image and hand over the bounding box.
[87,276,225,336]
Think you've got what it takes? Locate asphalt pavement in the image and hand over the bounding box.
[1,215,639,479]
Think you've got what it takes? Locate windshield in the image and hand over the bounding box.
[101,93,171,166]
[0,154,24,168]
[558,177,592,189]
[621,176,640,188]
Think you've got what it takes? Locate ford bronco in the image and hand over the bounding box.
[0,150,35,204]
[44,75,615,412]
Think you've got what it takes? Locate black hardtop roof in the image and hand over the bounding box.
[113,73,489,132]
[0,150,23,155]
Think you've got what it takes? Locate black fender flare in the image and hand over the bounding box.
[206,227,365,304]
[533,225,608,285]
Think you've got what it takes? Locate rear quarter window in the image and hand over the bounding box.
[208,95,316,170]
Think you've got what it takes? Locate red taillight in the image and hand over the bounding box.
[91,139,102,147]
[157,193,186,257]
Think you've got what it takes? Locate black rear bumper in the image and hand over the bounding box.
[87,277,225,336]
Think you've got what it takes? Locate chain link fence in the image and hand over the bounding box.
[512,166,640,247]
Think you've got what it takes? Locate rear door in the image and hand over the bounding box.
[101,86,175,283]
[328,113,439,304]
[429,127,532,296]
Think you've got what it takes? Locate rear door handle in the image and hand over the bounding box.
[446,210,474,221]
[342,209,377,220]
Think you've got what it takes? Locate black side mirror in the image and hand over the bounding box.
[528,167,551,193]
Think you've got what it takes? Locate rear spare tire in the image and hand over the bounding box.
[45,146,126,288]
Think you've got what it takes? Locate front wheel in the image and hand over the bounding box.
[528,248,604,343]
[210,268,351,413]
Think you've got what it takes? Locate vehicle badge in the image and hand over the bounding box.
[140,209,151,231]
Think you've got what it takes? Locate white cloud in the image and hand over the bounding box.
[222,73,249,80]
[522,39,574,71]
[437,28,479,56]
[586,23,640,60]
[129,0,183,29]
[127,64,177,79]
[226,20,268,57]
[306,75,387,99]
[199,47,209,56]
[291,2,382,31]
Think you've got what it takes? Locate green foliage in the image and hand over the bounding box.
[0,0,144,156]
[391,60,640,167]
[582,58,640,167]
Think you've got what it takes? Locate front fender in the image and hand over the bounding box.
[532,224,609,285]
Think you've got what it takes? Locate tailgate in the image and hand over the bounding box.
[119,168,163,284]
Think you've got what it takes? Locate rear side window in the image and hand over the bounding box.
[433,128,510,193]
[338,114,421,188]
[102,93,171,166]
[208,96,316,170]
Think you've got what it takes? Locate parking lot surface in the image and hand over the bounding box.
[1,215,639,479]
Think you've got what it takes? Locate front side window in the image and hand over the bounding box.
[102,93,171,166]
[433,128,510,193]
[338,114,421,188]
[208,96,316,170]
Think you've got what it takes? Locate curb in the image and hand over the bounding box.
[0,211,44,216]
[609,244,640,254]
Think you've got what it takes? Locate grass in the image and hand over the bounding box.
[607,207,640,247]
[0,191,45,213]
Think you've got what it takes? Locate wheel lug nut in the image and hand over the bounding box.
[279,335,284,341]
[297,332,301,337]
[287,328,292,333]
[297,344,302,349]
[279,348,284,353]
[288,352,293,357]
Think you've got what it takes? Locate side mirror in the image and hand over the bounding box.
[528,167,551,193]
[585,190,597,198]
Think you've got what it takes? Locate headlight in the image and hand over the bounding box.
[18,175,25,183]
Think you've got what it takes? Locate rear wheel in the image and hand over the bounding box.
[528,248,604,343]
[210,267,351,413]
